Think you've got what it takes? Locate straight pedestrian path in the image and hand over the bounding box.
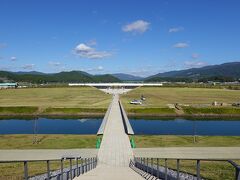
[74,93,143,179]
[97,94,133,167]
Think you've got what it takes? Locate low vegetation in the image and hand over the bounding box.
[134,135,240,180]
[0,134,96,149]
[121,87,240,116]
[183,107,240,115]
[0,87,111,108]
[121,87,240,108]
[1,135,239,179]
[134,135,240,147]
[127,107,176,115]
[0,159,77,179]
[43,107,107,114]
[0,87,111,116]
[0,106,38,114]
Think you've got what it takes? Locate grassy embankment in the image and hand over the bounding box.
[134,135,240,180]
[121,87,240,117]
[0,134,96,179]
[0,135,240,179]
[0,87,111,116]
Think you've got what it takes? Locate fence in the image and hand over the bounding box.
[0,156,97,180]
[133,157,240,180]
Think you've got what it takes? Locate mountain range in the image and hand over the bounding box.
[112,73,143,81]
[146,62,240,82]
[0,71,120,83]
[0,62,240,83]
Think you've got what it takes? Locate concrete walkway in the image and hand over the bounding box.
[0,149,97,161]
[97,94,133,167]
[134,147,240,160]
[75,94,142,179]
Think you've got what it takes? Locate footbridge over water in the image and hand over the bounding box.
[1,91,240,179]
[74,93,142,179]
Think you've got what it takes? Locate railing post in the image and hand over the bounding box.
[157,158,159,178]
[24,161,28,180]
[87,158,89,172]
[85,158,87,173]
[151,158,153,176]
[81,158,84,174]
[144,158,146,172]
[76,158,79,176]
[69,159,73,180]
[147,158,149,173]
[165,159,168,180]
[92,157,94,169]
[196,160,201,180]
[47,160,50,180]
[177,159,180,180]
[90,158,92,170]
[89,158,91,170]
[88,158,90,171]
[236,167,240,180]
[61,159,63,180]
[94,157,96,168]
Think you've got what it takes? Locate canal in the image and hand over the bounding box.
[0,118,240,135]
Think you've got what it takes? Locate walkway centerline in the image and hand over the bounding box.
[97,94,133,167]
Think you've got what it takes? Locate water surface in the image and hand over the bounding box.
[130,118,240,136]
[0,118,240,135]
[0,118,102,134]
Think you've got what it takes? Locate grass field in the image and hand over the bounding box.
[1,135,239,179]
[183,106,240,114]
[134,135,240,147]
[134,135,240,180]
[0,134,96,149]
[121,87,240,116]
[121,87,240,108]
[0,87,111,115]
[0,87,111,108]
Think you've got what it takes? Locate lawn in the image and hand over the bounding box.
[0,134,96,149]
[134,135,240,148]
[0,87,111,115]
[121,87,240,108]
[0,134,97,179]
[0,134,239,179]
[134,135,240,180]
[0,87,111,108]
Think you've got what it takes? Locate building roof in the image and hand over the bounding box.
[0,83,17,86]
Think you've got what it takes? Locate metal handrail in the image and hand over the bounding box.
[133,157,240,180]
[119,100,134,135]
[97,100,113,135]
[0,156,98,180]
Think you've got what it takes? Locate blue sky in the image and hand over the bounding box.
[0,0,240,77]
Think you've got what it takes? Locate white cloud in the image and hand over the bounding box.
[48,61,61,67]
[96,66,103,71]
[192,53,200,59]
[74,43,111,59]
[22,64,35,70]
[86,66,104,72]
[184,61,208,68]
[173,42,189,48]
[122,20,150,34]
[10,56,17,61]
[169,27,184,33]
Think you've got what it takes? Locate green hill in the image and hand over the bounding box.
[146,62,240,82]
[0,71,121,83]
